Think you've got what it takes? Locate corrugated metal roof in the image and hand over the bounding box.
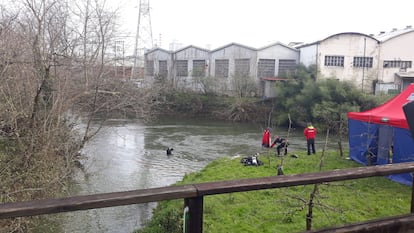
[323,32,379,42]
[173,45,210,54]
[257,41,299,51]
[144,47,171,55]
[374,26,414,42]
[210,42,257,53]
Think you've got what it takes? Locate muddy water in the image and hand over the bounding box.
[61,118,342,233]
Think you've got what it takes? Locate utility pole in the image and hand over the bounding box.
[114,40,125,79]
[362,37,366,91]
[131,0,153,80]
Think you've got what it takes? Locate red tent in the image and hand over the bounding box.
[347,83,414,185]
[348,83,414,129]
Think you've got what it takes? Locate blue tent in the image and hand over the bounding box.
[347,84,414,186]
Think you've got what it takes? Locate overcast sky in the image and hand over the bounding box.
[115,0,414,52]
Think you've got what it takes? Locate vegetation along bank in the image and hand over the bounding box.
[136,150,411,233]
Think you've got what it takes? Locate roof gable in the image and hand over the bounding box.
[258,41,299,52]
[145,47,171,55]
[173,45,210,54]
[211,42,257,53]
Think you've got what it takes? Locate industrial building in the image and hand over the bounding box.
[297,26,414,94]
[144,26,414,97]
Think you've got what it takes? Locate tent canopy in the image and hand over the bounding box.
[348,83,414,128]
[347,83,414,186]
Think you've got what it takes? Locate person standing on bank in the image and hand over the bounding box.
[304,122,317,155]
[262,127,271,148]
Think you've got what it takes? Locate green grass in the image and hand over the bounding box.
[136,150,412,233]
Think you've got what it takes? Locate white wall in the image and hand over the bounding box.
[378,31,414,83]
[298,44,317,67]
[317,33,380,92]
[257,43,299,76]
[210,44,258,93]
[174,46,210,79]
[144,49,172,83]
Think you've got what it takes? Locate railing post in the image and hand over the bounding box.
[411,174,414,213]
[184,196,203,233]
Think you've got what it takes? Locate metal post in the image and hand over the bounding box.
[362,37,366,91]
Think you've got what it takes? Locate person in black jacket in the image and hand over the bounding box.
[271,136,289,156]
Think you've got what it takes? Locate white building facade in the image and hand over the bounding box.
[257,42,299,98]
[144,48,172,85]
[172,45,210,91]
[297,27,414,93]
[144,26,413,95]
[144,42,300,97]
[298,33,380,93]
[209,43,258,95]
[375,26,414,91]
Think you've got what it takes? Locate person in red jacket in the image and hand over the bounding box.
[304,122,317,155]
[262,127,271,148]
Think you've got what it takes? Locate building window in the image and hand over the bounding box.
[215,59,229,78]
[145,60,154,75]
[278,59,296,76]
[192,60,206,77]
[383,60,412,68]
[257,59,275,78]
[235,59,250,77]
[353,57,373,68]
[325,56,344,67]
[176,60,188,77]
[159,60,168,78]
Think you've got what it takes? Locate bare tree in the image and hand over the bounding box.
[231,73,258,98]
[0,0,153,231]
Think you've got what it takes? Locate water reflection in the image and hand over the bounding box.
[61,118,344,232]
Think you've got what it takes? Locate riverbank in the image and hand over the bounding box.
[136,150,411,233]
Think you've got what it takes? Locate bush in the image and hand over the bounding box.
[273,66,392,132]
[135,200,183,233]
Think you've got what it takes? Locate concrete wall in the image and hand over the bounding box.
[144,48,172,84]
[210,43,258,94]
[317,33,380,92]
[257,43,299,77]
[378,31,414,83]
[172,46,210,91]
[298,43,318,67]
[210,43,257,78]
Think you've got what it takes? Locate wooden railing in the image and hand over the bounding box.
[2,162,414,233]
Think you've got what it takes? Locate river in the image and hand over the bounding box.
[60,118,343,233]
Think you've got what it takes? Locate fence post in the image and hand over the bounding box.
[411,174,414,213]
[184,196,203,233]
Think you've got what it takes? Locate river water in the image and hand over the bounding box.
[61,118,343,233]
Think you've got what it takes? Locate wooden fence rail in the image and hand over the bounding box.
[2,162,414,233]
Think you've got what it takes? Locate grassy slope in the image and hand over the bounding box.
[137,150,411,233]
